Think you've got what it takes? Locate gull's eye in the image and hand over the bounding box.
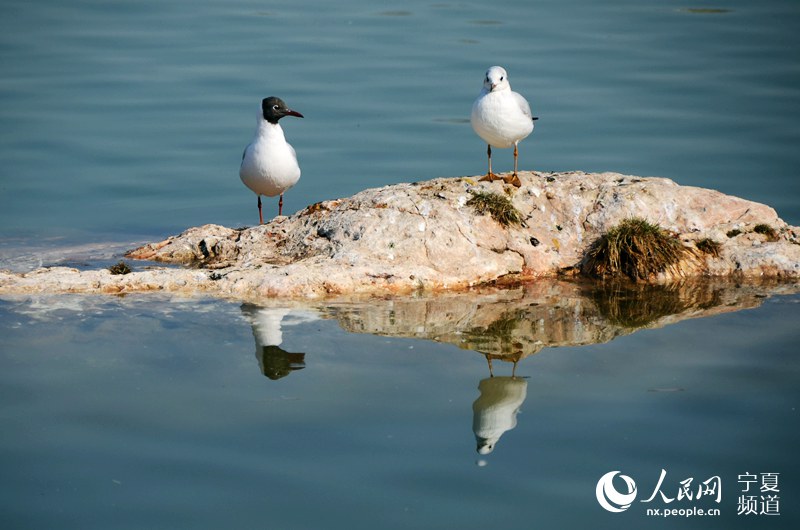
[272,105,280,110]
[500,76,504,81]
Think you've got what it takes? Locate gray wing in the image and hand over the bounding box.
[512,91,533,120]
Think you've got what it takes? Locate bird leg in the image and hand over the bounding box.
[258,195,264,225]
[503,143,522,187]
[278,193,284,216]
[513,143,518,176]
[479,144,501,183]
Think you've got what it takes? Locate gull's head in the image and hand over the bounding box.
[482,66,510,93]
[476,437,497,455]
[261,96,304,124]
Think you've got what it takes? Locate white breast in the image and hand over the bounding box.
[471,90,534,148]
[239,122,301,197]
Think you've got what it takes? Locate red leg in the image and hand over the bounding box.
[278,193,284,216]
[479,144,501,182]
[513,144,518,177]
[258,195,264,225]
[504,143,522,187]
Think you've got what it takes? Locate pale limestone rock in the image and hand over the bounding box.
[1,171,799,299]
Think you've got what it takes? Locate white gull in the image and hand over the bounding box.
[471,66,537,187]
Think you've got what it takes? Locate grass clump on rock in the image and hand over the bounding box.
[467,190,522,227]
[753,223,779,241]
[695,238,721,257]
[582,218,690,281]
[108,261,132,275]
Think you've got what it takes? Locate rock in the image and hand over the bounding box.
[1,171,799,299]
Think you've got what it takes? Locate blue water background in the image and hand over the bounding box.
[1,0,799,245]
[1,0,799,528]
[1,292,798,529]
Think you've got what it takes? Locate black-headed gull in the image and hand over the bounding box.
[240,96,303,224]
[471,66,537,187]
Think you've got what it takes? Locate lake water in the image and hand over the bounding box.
[1,283,798,529]
[1,0,799,528]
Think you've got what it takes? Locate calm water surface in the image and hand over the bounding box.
[1,0,799,243]
[1,286,798,529]
[1,0,799,528]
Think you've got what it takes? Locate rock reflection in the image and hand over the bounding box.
[241,305,305,380]
[323,280,796,455]
[586,281,726,328]
[472,376,528,454]
[237,280,795,454]
[326,279,795,365]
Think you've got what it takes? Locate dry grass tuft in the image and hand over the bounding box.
[108,261,132,275]
[753,223,779,241]
[581,218,690,281]
[695,238,722,257]
[467,190,522,227]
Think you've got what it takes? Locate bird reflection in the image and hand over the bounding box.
[241,305,305,380]
[483,350,527,377]
[472,376,528,454]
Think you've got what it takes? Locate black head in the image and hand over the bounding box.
[261,97,304,124]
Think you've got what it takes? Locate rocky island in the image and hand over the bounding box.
[1,170,798,300]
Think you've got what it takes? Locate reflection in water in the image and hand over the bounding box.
[323,280,797,455]
[585,281,725,328]
[256,345,306,381]
[327,279,796,365]
[462,308,543,377]
[241,305,305,380]
[472,376,528,454]
[237,280,796,454]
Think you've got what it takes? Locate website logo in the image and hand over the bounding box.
[596,471,638,512]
